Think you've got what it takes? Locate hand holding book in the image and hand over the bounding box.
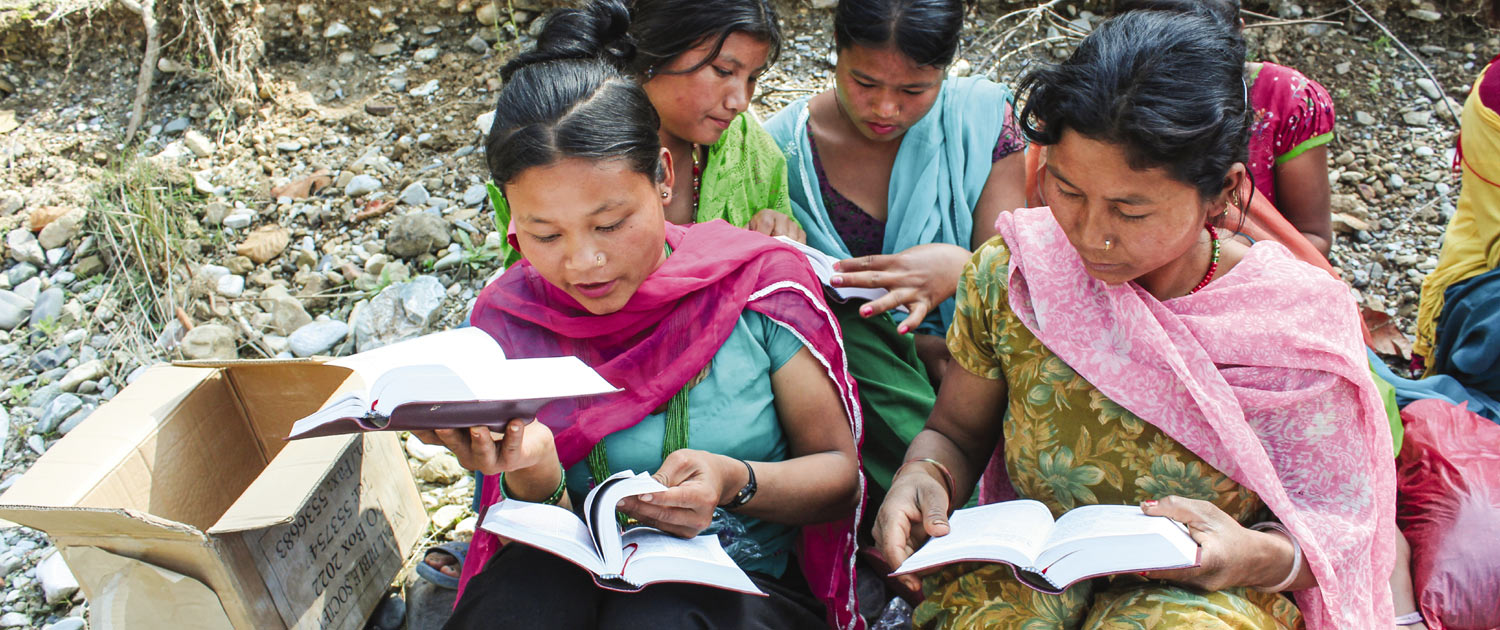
[1137,496,1311,593]
[413,419,564,502]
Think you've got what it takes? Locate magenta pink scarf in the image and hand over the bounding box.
[462,220,865,630]
[981,208,1395,629]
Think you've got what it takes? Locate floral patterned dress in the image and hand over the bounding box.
[914,237,1304,630]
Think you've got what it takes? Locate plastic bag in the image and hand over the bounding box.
[1396,399,1500,630]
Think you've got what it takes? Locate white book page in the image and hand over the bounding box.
[480,500,606,575]
[619,528,763,595]
[286,394,371,437]
[773,236,903,310]
[329,327,502,385]
[1041,505,1187,551]
[367,356,618,415]
[1033,506,1198,587]
[584,472,668,574]
[894,499,1056,574]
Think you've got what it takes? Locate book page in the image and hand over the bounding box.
[1041,505,1189,551]
[286,394,373,438]
[480,499,606,575]
[893,499,1056,574]
[773,237,903,310]
[583,471,668,574]
[368,356,619,416]
[618,528,763,595]
[329,327,502,385]
[1032,505,1199,589]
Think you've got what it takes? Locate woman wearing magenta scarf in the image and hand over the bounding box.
[412,14,864,630]
[874,13,1394,630]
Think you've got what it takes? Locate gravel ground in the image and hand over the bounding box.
[0,0,1490,626]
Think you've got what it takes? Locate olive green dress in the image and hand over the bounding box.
[914,238,1303,630]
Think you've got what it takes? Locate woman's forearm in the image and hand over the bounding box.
[725,451,859,525]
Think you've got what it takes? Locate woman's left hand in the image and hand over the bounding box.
[832,243,972,332]
[746,209,806,243]
[617,448,743,539]
[1141,496,1296,592]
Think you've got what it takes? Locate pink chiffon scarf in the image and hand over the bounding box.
[982,207,1395,629]
[463,220,866,630]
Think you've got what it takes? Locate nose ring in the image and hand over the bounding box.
[595,253,606,267]
[1103,239,1113,251]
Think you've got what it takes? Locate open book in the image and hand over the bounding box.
[287,328,618,439]
[892,500,1200,593]
[775,236,905,312]
[481,470,763,595]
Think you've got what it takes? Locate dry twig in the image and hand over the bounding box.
[118,0,160,142]
[1344,0,1461,123]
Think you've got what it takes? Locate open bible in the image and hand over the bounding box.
[892,500,1200,593]
[287,327,618,439]
[775,236,905,311]
[480,470,764,595]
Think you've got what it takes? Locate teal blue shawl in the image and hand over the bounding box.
[764,76,1015,334]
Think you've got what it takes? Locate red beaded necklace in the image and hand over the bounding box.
[1188,223,1220,295]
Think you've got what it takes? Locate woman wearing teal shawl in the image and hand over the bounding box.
[765,0,1026,497]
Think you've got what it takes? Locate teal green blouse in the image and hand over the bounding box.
[564,310,806,577]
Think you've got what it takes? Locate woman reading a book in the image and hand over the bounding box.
[415,9,864,630]
[492,0,802,271]
[762,0,1026,511]
[872,12,1395,630]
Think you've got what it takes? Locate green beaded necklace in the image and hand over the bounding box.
[582,241,702,525]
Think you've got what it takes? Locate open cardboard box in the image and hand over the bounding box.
[0,360,429,629]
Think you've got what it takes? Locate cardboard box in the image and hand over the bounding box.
[0,361,429,629]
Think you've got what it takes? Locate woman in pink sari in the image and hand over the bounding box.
[873,13,1394,630]
[414,13,864,629]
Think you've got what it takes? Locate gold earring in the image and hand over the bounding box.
[661,191,669,199]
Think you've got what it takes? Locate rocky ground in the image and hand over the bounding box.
[0,0,1491,627]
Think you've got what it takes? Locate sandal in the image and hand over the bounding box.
[415,541,468,590]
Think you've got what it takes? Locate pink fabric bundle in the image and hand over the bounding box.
[984,207,1396,629]
[465,220,866,630]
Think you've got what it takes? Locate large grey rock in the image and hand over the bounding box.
[29,287,63,327]
[37,393,82,434]
[385,213,451,258]
[45,619,84,630]
[181,324,237,360]
[0,612,31,628]
[6,229,44,266]
[289,320,349,357]
[58,360,103,393]
[352,276,446,352]
[13,276,39,302]
[57,405,94,434]
[0,290,30,329]
[36,550,78,605]
[259,286,312,335]
[400,182,431,207]
[6,262,36,286]
[463,184,488,207]
[345,174,383,197]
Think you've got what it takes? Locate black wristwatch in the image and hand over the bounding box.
[721,459,757,510]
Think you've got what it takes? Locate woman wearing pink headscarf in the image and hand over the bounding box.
[414,9,865,629]
[874,13,1394,630]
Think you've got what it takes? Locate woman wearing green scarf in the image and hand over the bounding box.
[494,0,801,273]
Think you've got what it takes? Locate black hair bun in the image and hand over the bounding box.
[500,0,636,81]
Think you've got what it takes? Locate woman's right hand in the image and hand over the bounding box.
[412,418,558,477]
[873,462,953,592]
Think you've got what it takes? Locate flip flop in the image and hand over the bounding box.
[415,541,468,590]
